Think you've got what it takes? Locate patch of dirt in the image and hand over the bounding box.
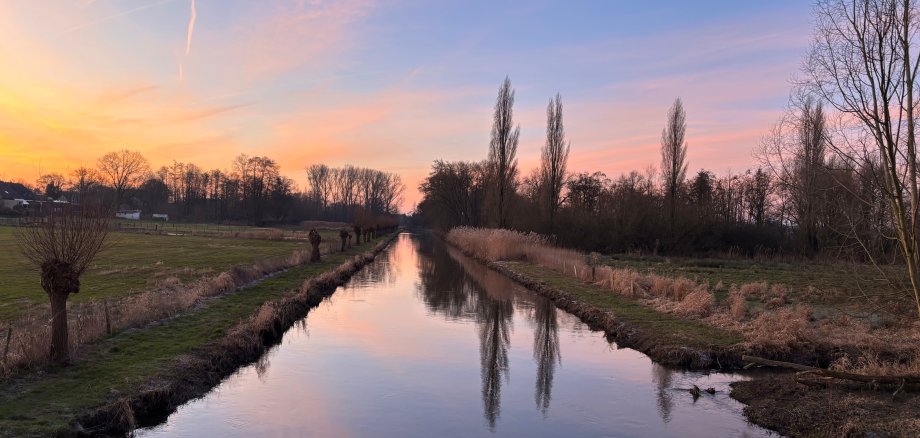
[731,373,920,437]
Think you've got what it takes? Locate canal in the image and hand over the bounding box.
[138,233,771,437]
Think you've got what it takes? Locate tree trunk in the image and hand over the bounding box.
[310,243,321,262]
[49,292,70,364]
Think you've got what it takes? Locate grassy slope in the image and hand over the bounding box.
[0,236,384,436]
[506,261,741,349]
[0,227,341,322]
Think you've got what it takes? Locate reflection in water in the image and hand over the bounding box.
[348,243,398,287]
[138,234,773,438]
[416,235,517,426]
[478,294,512,429]
[533,297,560,416]
[652,363,675,423]
[414,237,477,319]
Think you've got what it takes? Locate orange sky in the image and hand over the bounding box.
[0,1,813,210]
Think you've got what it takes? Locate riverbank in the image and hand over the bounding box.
[0,233,397,437]
[443,228,920,436]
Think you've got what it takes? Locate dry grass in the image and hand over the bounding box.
[447,227,920,374]
[0,239,349,376]
[728,287,748,321]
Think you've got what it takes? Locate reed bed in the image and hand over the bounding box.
[0,239,339,376]
[446,227,920,372]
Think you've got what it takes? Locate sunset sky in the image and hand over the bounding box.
[0,0,813,210]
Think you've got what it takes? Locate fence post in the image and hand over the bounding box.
[2,325,11,366]
[104,300,112,335]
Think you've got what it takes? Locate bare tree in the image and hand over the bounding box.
[489,76,520,229]
[805,0,920,316]
[36,173,66,199]
[660,98,688,234]
[16,207,110,364]
[759,97,829,253]
[540,93,571,232]
[96,149,150,208]
[70,167,100,204]
[306,164,333,208]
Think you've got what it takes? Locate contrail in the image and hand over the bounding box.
[66,0,178,33]
[186,0,196,55]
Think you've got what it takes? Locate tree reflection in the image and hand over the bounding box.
[533,297,560,415]
[477,295,512,429]
[651,363,674,423]
[348,243,397,286]
[414,237,478,319]
[414,235,516,428]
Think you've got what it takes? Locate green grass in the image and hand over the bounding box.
[0,235,387,436]
[506,261,742,349]
[0,227,343,322]
[598,253,905,304]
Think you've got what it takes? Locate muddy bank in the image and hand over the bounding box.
[731,374,920,437]
[74,234,399,436]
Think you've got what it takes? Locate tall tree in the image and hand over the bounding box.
[660,98,688,235]
[760,97,828,253]
[540,93,571,232]
[806,0,920,316]
[96,149,150,208]
[488,76,520,229]
[70,167,100,205]
[36,173,65,199]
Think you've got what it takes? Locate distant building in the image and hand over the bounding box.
[116,210,141,220]
[0,181,35,201]
[152,213,169,221]
[0,199,29,209]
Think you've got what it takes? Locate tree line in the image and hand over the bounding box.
[416,75,894,260]
[419,0,920,316]
[17,151,403,226]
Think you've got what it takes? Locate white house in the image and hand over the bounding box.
[0,199,29,209]
[116,210,141,220]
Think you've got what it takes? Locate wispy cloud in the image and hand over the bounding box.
[65,0,178,33]
[185,0,196,55]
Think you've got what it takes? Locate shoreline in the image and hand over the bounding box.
[94,233,399,436]
[443,238,920,437]
[0,233,398,437]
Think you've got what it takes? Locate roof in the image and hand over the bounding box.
[0,181,35,200]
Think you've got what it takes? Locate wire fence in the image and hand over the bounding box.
[0,217,320,241]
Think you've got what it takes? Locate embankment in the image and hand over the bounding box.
[443,232,920,437]
[0,233,398,437]
[446,241,743,369]
[81,234,398,436]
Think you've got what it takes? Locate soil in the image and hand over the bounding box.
[732,373,920,437]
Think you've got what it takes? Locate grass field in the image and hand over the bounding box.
[0,227,343,322]
[0,235,387,436]
[599,253,907,308]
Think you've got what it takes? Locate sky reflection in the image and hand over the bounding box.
[138,234,772,437]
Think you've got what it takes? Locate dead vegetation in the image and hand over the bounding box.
[0,238,343,377]
[446,227,920,376]
[77,236,396,435]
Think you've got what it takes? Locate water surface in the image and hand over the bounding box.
[138,233,771,437]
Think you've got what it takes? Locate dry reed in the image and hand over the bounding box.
[447,227,920,372]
